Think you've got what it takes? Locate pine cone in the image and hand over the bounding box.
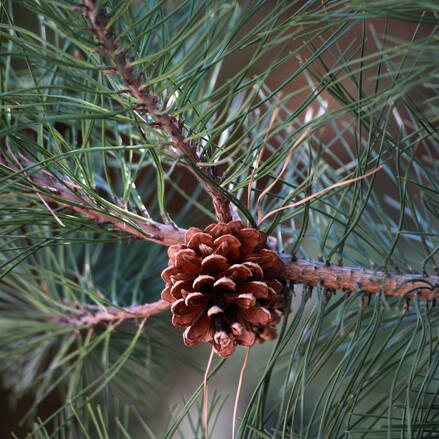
[161,221,285,357]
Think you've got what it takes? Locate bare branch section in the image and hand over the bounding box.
[282,257,439,299]
[1,158,185,246]
[4,156,438,303]
[76,0,233,222]
[4,159,438,301]
[56,299,170,327]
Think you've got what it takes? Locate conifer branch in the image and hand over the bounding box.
[2,1,438,434]
[281,257,439,300]
[2,3,437,338]
[0,156,185,246]
[75,0,233,222]
[55,299,170,327]
[53,256,438,330]
[4,158,437,303]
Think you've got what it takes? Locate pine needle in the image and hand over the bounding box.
[256,126,311,223]
[232,347,250,439]
[259,165,384,224]
[247,106,280,215]
[203,347,215,439]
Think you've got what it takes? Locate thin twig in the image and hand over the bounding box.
[4,142,66,228]
[1,157,185,246]
[56,299,170,327]
[77,0,233,222]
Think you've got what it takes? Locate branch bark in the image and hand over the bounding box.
[282,257,439,299]
[56,257,438,330]
[4,160,438,301]
[56,300,170,327]
[1,158,185,246]
[77,0,233,223]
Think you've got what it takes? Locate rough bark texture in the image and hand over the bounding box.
[78,0,232,222]
[56,300,171,327]
[282,257,438,299]
[4,160,438,300]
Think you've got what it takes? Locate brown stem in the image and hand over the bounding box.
[57,257,438,329]
[37,176,185,246]
[9,162,439,300]
[77,0,232,222]
[1,158,185,246]
[56,299,170,327]
[282,257,439,299]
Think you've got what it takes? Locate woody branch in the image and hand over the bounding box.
[2,3,437,328]
[0,157,184,246]
[2,159,438,306]
[76,0,233,223]
[56,259,439,328]
[56,300,171,327]
[56,246,439,329]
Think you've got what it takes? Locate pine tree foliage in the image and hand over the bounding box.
[0,0,438,437]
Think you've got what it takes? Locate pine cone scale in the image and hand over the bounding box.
[235,293,256,309]
[223,264,253,281]
[201,254,229,273]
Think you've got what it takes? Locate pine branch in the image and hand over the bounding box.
[52,259,438,331]
[0,156,185,246]
[2,2,437,337]
[282,257,439,300]
[76,0,233,222]
[4,156,437,308]
[63,257,438,329]
[55,299,170,327]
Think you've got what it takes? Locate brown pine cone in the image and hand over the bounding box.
[161,220,285,358]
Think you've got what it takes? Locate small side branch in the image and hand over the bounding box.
[76,0,232,222]
[1,158,185,246]
[57,299,170,327]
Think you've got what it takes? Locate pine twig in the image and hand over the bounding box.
[282,257,439,299]
[76,0,233,223]
[0,157,185,246]
[56,299,170,327]
[5,158,438,302]
[6,161,438,303]
[50,259,438,330]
